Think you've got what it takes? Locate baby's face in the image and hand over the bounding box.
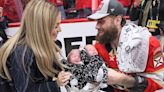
[85,45,98,56]
[69,49,81,64]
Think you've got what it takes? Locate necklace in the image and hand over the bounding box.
[109,48,116,61]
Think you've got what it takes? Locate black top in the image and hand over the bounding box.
[6,44,61,92]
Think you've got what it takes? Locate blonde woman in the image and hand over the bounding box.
[0,0,71,92]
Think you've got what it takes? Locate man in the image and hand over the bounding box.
[88,0,164,92]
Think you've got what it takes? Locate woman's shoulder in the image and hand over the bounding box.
[8,44,34,65]
[13,44,32,57]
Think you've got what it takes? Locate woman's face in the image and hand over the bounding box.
[50,13,62,41]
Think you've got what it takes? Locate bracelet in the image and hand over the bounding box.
[128,75,148,91]
[134,76,145,85]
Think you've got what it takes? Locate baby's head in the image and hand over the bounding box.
[67,45,98,64]
[67,49,82,64]
[85,45,98,56]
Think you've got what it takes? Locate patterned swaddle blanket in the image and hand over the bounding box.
[62,49,108,92]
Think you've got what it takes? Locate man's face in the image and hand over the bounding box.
[95,16,119,44]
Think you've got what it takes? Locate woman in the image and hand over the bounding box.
[0,0,71,92]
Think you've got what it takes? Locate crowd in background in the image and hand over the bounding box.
[0,0,136,22]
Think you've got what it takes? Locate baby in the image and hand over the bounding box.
[62,45,108,91]
[67,45,98,65]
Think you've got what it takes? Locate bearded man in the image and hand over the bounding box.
[88,0,164,92]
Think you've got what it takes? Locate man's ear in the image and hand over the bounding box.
[114,15,122,26]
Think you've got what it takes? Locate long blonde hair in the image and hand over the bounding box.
[0,0,64,80]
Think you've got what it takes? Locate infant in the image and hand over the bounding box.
[67,45,98,65]
[62,45,108,91]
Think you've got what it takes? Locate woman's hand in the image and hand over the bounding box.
[57,71,72,86]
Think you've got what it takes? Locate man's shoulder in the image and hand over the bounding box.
[149,36,161,48]
[148,36,164,69]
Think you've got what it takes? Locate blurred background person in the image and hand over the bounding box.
[64,0,77,19]
[0,7,8,43]
[130,0,164,38]
[0,0,19,22]
[118,0,135,15]
[49,0,66,19]
[75,0,92,18]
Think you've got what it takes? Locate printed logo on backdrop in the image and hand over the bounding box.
[57,36,96,56]
[7,21,98,57]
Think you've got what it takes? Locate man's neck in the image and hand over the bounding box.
[110,39,118,49]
